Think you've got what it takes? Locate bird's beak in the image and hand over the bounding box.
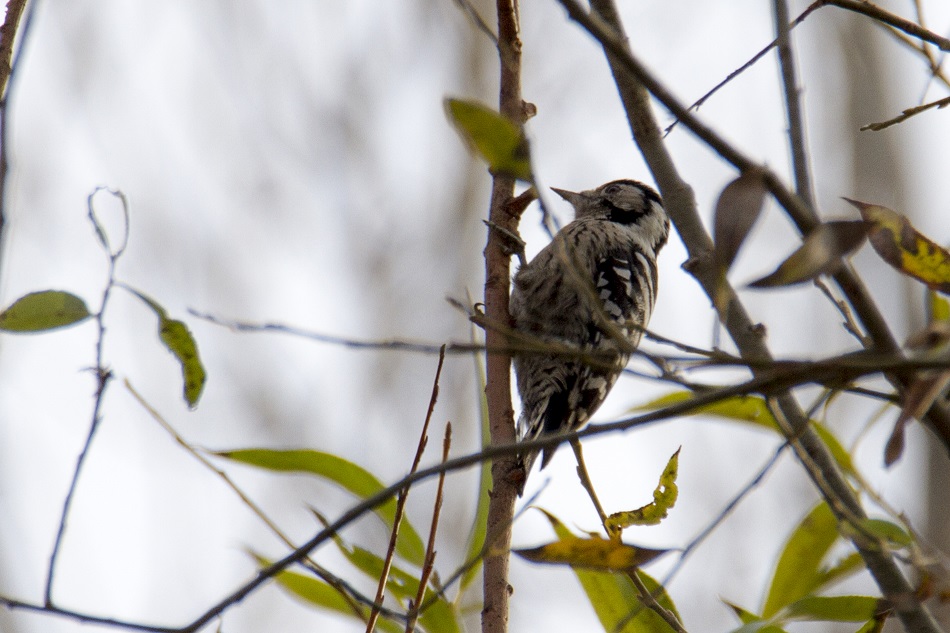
[551,187,585,208]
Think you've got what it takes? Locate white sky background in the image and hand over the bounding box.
[1,1,949,632]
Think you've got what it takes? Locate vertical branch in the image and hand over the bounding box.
[773,0,815,207]
[0,0,30,278]
[482,2,524,632]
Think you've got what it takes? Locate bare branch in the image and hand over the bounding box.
[482,1,526,631]
[828,0,950,51]
[367,347,446,633]
[861,94,950,131]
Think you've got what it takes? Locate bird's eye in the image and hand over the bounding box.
[603,184,621,195]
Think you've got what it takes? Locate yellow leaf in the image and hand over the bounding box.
[845,198,950,294]
[515,535,667,571]
[445,98,532,181]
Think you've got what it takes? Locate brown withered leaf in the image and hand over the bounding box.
[749,221,869,288]
[886,321,950,466]
[514,536,668,571]
[844,198,950,295]
[714,170,768,271]
[885,371,950,466]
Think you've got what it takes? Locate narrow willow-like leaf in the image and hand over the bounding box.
[722,601,789,633]
[0,290,91,332]
[763,502,841,618]
[749,221,868,288]
[249,551,403,633]
[853,518,912,548]
[460,326,491,592]
[123,286,206,407]
[814,551,864,590]
[330,539,461,633]
[784,595,886,622]
[217,448,426,565]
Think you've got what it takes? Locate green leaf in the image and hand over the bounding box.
[722,601,788,633]
[632,391,855,476]
[854,518,913,548]
[728,624,789,633]
[123,286,206,407]
[927,289,950,323]
[330,539,461,633]
[606,449,679,533]
[724,600,762,625]
[814,551,864,589]
[445,98,532,181]
[855,614,888,633]
[784,595,885,622]
[250,551,402,633]
[460,327,492,592]
[217,448,426,565]
[539,509,679,632]
[763,502,843,618]
[0,290,91,332]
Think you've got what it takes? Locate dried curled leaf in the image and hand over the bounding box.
[749,221,869,288]
[604,448,679,535]
[123,286,206,408]
[885,370,950,466]
[844,198,950,294]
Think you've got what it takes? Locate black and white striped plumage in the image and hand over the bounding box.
[511,179,670,486]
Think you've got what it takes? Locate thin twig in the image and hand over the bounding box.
[45,189,131,605]
[192,310,482,356]
[814,278,869,345]
[406,423,452,633]
[450,0,499,46]
[625,571,687,633]
[828,0,950,51]
[367,346,446,633]
[773,0,815,208]
[861,94,950,131]
[666,0,823,135]
[570,440,609,527]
